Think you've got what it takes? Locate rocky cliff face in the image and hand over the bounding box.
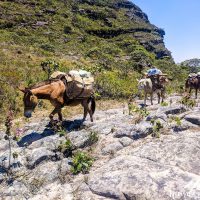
[0,0,171,60]
[0,95,200,199]
[77,0,171,59]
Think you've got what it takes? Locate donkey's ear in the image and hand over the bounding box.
[26,89,32,95]
[18,86,32,94]
[18,86,26,93]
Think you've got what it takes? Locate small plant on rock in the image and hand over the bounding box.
[160,102,168,107]
[179,96,196,108]
[128,103,150,123]
[58,139,74,157]
[85,131,99,147]
[51,121,65,136]
[70,151,94,174]
[169,116,182,126]
[151,120,163,138]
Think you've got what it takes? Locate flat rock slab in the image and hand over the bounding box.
[101,141,123,155]
[158,106,187,115]
[115,121,152,140]
[184,114,200,126]
[88,155,200,200]
[25,147,55,169]
[86,131,200,200]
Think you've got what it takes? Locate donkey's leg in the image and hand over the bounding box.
[195,89,198,99]
[161,90,165,103]
[189,88,192,97]
[144,92,147,105]
[49,107,62,121]
[87,99,94,122]
[150,92,153,105]
[57,108,63,121]
[81,100,88,121]
[157,92,161,104]
[49,107,58,121]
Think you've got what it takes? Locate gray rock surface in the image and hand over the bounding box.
[184,112,200,126]
[0,95,200,200]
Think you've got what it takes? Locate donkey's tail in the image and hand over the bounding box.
[90,96,96,114]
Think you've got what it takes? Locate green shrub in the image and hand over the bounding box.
[96,71,139,98]
[169,116,182,126]
[64,26,72,34]
[128,103,150,123]
[41,59,60,79]
[179,96,196,108]
[58,139,74,157]
[160,102,168,107]
[40,44,55,52]
[85,131,99,147]
[151,120,163,138]
[70,151,93,174]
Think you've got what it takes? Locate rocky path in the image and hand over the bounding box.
[0,95,200,200]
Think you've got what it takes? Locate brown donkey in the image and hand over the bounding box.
[185,76,200,98]
[19,79,95,122]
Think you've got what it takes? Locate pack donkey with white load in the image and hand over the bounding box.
[138,67,169,105]
[19,70,95,122]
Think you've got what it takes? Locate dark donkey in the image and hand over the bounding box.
[185,76,200,98]
[19,79,95,122]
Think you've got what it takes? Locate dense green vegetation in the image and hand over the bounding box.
[0,0,189,122]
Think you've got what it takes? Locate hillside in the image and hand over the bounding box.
[0,0,188,121]
[180,58,200,73]
[0,0,171,59]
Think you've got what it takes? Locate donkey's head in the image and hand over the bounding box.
[19,87,38,118]
[159,76,169,85]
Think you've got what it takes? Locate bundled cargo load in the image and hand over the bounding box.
[50,70,94,100]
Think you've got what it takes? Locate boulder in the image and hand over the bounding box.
[101,141,123,155]
[115,121,152,140]
[67,130,91,148]
[118,137,133,147]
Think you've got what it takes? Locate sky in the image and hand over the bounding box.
[132,0,200,63]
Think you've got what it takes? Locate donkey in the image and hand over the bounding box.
[138,76,168,105]
[185,76,200,99]
[19,79,95,122]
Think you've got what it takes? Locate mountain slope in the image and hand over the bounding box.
[0,0,183,122]
[0,0,171,59]
[180,58,200,73]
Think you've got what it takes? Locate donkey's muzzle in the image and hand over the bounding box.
[24,111,32,118]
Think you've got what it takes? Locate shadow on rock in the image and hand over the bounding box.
[61,119,85,132]
[17,119,85,147]
[17,128,55,147]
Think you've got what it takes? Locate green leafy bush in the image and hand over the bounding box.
[85,131,99,147]
[40,44,55,52]
[71,151,94,174]
[179,96,196,108]
[151,120,163,138]
[160,102,168,107]
[96,71,139,98]
[58,139,74,157]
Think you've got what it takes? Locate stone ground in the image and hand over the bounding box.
[0,95,200,200]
